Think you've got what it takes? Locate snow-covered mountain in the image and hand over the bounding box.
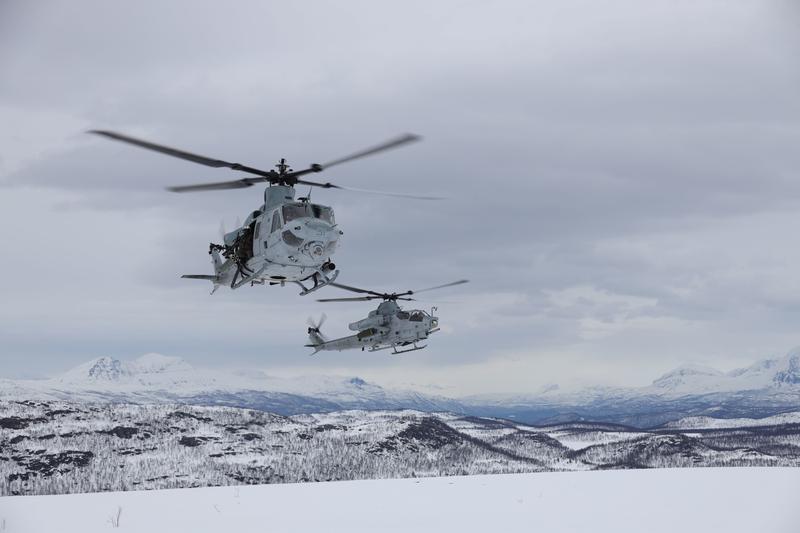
[2,349,799,427]
[462,348,800,426]
[0,353,463,415]
[58,353,193,384]
[647,348,800,394]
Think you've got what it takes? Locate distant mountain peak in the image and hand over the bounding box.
[727,358,779,378]
[56,356,129,383]
[773,348,800,385]
[651,364,723,390]
[85,356,127,381]
[58,353,192,384]
[646,349,800,395]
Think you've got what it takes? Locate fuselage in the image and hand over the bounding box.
[308,301,440,353]
[215,185,342,286]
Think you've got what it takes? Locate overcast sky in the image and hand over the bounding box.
[1,0,798,394]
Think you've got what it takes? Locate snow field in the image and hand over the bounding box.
[1,468,798,533]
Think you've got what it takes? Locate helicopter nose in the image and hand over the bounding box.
[304,220,331,234]
[325,230,340,252]
[295,218,340,257]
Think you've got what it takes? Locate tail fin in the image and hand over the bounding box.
[210,248,224,272]
[181,248,224,294]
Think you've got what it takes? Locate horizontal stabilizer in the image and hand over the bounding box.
[181,274,218,281]
[304,344,323,356]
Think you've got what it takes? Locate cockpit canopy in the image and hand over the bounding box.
[397,310,427,322]
[282,203,335,225]
[409,311,425,322]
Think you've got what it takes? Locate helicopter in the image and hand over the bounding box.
[305,279,468,354]
[89,130,437,295]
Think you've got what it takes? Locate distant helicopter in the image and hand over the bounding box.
[89,130,437,295]
[306,279,468,354]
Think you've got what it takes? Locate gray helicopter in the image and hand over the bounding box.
[90,130,436,295]
[306,279,468,354]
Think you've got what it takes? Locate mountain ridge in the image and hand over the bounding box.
[2,348,799,427]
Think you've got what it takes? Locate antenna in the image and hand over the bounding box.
[298,186,313,203]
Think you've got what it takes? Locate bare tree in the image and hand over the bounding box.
[108,507,122,528]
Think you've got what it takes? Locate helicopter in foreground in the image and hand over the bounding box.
[90,130,436,295]
[306,279,468,354]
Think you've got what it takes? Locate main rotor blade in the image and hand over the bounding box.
[328,281,386,297]
[321,133,421,169]
[338,185,443,200]
[409,279,469,295]
[166,178,267,193]
[295,179,444,200]
[286,133,421,179]
[89,130,275,178]
[316,296,378,303]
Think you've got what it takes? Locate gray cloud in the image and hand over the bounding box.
[1,0,798,392]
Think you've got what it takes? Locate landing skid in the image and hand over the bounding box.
[368,341,427,354]
[294,269,340,296]
[230,265,267,289]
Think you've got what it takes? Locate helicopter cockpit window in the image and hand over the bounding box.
[271,213,281,233]
[311,205,334,224]
[282,205,307,223]
[396,311,410,320]
[409,311,424,322]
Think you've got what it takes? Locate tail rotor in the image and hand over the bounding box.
[306,313,328,354]
[307,313,327,335]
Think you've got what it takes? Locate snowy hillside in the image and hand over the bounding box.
[2,400,799,496]
[662,411,800,430]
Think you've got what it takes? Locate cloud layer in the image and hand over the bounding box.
[1,0,798,392]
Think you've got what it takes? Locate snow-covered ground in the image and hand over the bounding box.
[1,468,798,533]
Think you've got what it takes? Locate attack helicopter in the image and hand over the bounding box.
[89,130,436,295]
[306,279,468,354]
